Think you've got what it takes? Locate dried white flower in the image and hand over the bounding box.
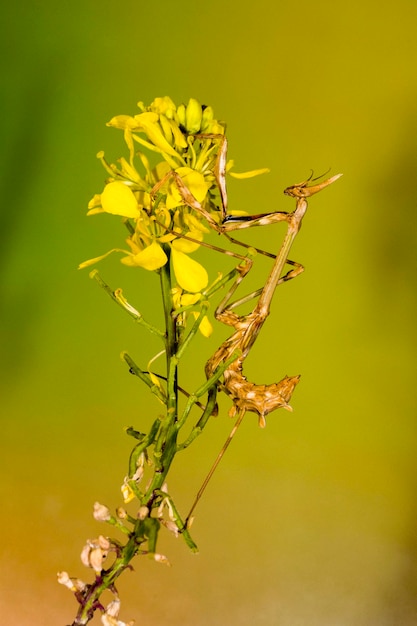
[162,519,179,537]
[153,553,171,566]
[106,599,121,617]
[93,502,111,522]
[57,571,87,592]
[80,535,111,572]
[57,571,76,591]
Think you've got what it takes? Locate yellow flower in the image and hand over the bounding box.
[171,249,208,293]
[101,182,139,218]
[192,312,213,337]
[121,481,135,504]
[171,289,211,336]
[82,97,268,301]
[171,230,203,253]
[165,167,209,210]
[147,96,177,117]
[121,241,168,270]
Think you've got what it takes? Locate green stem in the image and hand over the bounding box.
[175,300,209,360]
[154,488,198,552]
[128,418,160,477]
[74,247,227,624]
[160,245,178,415]
[143,246,180,499]
[177,386,218,450]
[122,352,167,404]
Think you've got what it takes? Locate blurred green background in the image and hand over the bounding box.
[1,1,417,624]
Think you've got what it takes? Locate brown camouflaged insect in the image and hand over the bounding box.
[185,170,342,525]
[151,135,341,522]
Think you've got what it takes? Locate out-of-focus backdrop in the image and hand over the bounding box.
[1,1,417,625]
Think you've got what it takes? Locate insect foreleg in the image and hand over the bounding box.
[221,210,290,231]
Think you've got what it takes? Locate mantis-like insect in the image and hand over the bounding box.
[147,134,341,524]
[183,168,342,525]
[153,135,341,423]
[206,172,342,424]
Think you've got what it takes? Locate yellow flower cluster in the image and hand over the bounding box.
[80,96,227,294]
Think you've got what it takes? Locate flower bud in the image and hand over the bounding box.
[106,599,121,617]
[132,466,144,483]
[80,536,111,573]
[150,96,176,117]
[121,481,135,504]
[98,535,111,550]
[93,502,111,522]
[153,553,171,566]
[89,547,105,573]
[137,506,149,520]
[162,520,179,537]
[116,507,127,520]
[57,571,76,591]
[185,98,202,133]
[177,103,186,127]
[80,543,92,568]
[201,106,214,131]
[101,598,134,626]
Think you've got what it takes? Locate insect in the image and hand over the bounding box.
[149,134,341,523]
[206,172,342,424]
[184,170,342,525]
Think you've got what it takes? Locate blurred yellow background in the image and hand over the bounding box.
[1,1,417,624]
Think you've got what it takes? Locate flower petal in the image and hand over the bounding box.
[118,157,147,188]
[171,230,203,253]
[177,167,209,203]
[229,168,270,179]
[122,241,168,270]
[134,112,180,159]
[159,114,173,146]
[78,248,128,269]
[88,193,102,210]
[168,119,187,149]
[106,115,136,130]
[192,312,213,337]
[182,212,210,233]
[171,249,208,292]
[121,481,135,504]
[166,167,209,209]
[101,182,139,218]
[180,293,201,306]
[149,96,177,116]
